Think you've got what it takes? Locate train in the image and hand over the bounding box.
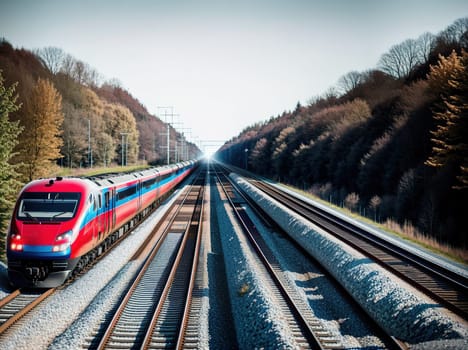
[6,160,198,288]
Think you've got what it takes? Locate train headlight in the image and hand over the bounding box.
[9,233,23,252]
[53,230,72,252]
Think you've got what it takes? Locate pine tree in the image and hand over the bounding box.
[16,78,64,181]
[426,50,468,189]
[0,71,23,258]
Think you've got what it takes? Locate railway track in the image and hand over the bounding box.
[95,170,205,349]
[213,163,409,349]
[0,174,188,341]
[0,288,55,335]
[0,185,180,339]
[214,165,343,349]
[244,173,468,322]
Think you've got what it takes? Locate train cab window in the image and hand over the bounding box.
[17,192,81,221]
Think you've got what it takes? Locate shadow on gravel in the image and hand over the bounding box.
[0,262,14,293]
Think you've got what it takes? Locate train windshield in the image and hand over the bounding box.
[17,192,81,222]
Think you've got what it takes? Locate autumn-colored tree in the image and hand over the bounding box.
[250,137,270,175]
[426,50,468,189]
[16,78,64,180]
[271,126,296,180]
[81,88,107,166]
[344,192,360,211]
[61,101,88,167]
[0,71,23,256]
[216,17,468,247]
[102,102,139,165]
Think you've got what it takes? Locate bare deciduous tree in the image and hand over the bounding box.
[337,70,366,94]
[416,32,436,62]
[35,47,65,74]
[58,54,102,87]
[438,17,468,45]
[378,38,421,79]
[60,53,76,76]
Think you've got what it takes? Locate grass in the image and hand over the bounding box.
[55,164,151,177]
[382,219,468,264]
[280,184,468,265]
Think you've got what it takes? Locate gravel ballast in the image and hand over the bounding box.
[0,187,184,350]
[242,202,386,348]
[212,177,299,349]
[231,173,468,345]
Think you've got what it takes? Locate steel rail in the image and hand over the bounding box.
[215,163,407,349]
[141,175,205,349]
[0,288,55,334]
[175,174,206,350]
[96,170,205,349]
[251,179,468,321]
[213,166,330,349]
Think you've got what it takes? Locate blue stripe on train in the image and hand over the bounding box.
[78,171,187,231]
[11,245,71,259]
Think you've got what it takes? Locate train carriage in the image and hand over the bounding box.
[6,160,197,288]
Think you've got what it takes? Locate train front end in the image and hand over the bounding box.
[6,178,87,288]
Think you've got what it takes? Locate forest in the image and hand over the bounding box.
[217,17,468,253]
[0,41,199,255]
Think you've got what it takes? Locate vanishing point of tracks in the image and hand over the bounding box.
[95,170,205,350]
[247,175,468,322]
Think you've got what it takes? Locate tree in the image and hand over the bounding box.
[0,71,23,252]
[416,32,436,63]
[15,78,64,181]
[369,195,382,222]
[426,50,468,189]
[378,38,422,79]
[102,102,139,165]
[35,46,65,74]
[271,126,296,180]
[337,71,366,95]
[61,103,88,168]
[438,17,468,47]
[250,137,270,175]
[344,192,360,211]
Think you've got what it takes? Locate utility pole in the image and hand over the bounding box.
[157,106,179,165]
[177,127,191,162]
[183,129,192,161]
[172,121,184,162]
[120,132,129,166]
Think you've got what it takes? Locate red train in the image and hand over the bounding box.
[7,160,197,288]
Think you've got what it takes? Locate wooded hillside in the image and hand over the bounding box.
[217,18,468,249]
[0,41,198,170]
[0,41,200,246]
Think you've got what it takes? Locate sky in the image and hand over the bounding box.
[1,0,468,155]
